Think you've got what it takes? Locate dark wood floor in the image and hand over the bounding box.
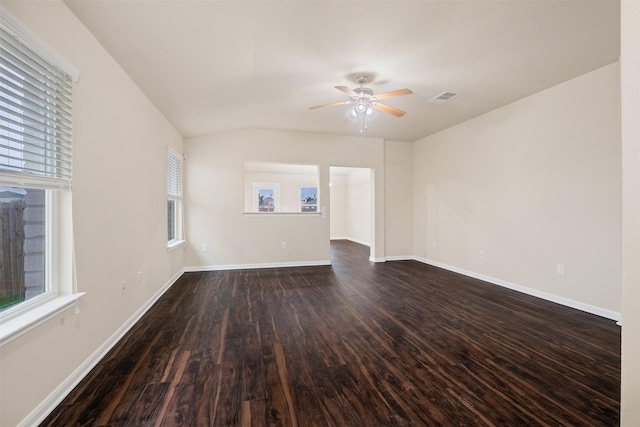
[41,240,620,426]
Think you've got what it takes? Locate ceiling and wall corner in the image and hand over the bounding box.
[63,0,620,142]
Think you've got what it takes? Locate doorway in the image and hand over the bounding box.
[329,166,373,260]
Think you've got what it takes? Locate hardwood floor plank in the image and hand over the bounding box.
[124,382,169,426]
[153,350,191,427]
[40,240,620,426]
[274,343,299,427]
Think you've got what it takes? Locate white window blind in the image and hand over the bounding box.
[167,149,183,198]
[0,17,73,189]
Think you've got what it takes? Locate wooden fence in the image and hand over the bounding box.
[0,200,25,304]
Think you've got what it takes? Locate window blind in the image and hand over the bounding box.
[0,17,73,189]
[167,149,182,198]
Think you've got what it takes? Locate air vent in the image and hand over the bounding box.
[428,91,460,104]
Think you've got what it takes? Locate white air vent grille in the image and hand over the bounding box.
[428,91,460,104]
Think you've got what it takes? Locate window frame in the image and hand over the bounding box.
[252,182,280,213]
[299,185,318,213]
[167,147,184,249]
[0,9,82,346]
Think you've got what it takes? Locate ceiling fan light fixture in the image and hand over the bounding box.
[310,75,413,133]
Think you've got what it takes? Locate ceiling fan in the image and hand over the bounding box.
[309,75,413,132]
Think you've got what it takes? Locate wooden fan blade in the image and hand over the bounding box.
[372,88,413,100]
[335,86,358,98]
[372,102,406,117]
[309,100,350,110]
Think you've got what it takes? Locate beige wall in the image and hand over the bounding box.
[184,129,386,268]
[413,62,621,316]
[384,140,414,259]
[0,2,184,426]
[345,168,372,246]
[621,1,640,424]
[329,172,348,238]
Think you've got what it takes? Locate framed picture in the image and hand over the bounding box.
[300,186,318,213]
[253,183,279,212]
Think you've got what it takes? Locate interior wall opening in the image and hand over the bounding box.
[329,166,373,260]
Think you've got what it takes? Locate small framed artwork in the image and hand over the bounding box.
[300,186,318,213]
[253,183,279,212]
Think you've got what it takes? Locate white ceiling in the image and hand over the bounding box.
[64,0,620,142]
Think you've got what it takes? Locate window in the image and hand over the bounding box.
[253,183,279,212]
[167,148,183,246]
[0,10,77,323]
[300,186,318,212]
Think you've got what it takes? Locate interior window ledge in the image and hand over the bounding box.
[0,292,85,347]
[167,239,186,251]
[243,212,322,218]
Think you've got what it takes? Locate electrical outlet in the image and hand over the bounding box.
[137,271,142,285]
[281,242,287,249]
[121,280,126,294]
[479,250,485,258]
[556,264,565,276]
[202,243,208,252]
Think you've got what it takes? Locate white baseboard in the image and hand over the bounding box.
[413,256,621,322]
[385,255,414,261]
[184,259,331,272]
[19,268,186,427]
[348,237,371,247]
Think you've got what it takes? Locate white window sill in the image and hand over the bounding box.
[0,292,86,347]
[243,212,321,218]
[167,239,186,251]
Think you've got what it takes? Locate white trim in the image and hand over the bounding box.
[17,269,185,427]
[167,239,186,251]
[184,260,331,272]
[243,212,321,218]
[369,257,386,263]
[0,8,79,81]
[349,237,371,247]
[385,255,414,261]
[412,256,621,322]
[0,292,85,347]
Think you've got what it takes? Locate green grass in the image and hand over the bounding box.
[0,295,23,311]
